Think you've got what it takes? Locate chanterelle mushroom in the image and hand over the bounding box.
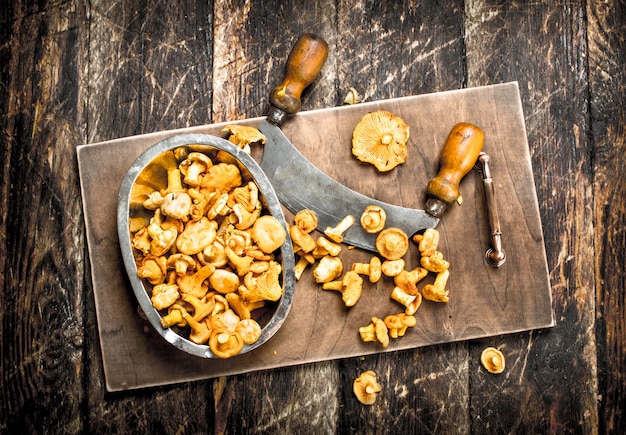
[352,110,409,172]
[375,228,409,261]
[222,125,266,152]
[481,347,505,374]
[322,270,363,307]
[353,371,382,405]
[360,205,386,233]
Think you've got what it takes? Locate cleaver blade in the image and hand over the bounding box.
[259,120,439,252]
[260,34,484,252]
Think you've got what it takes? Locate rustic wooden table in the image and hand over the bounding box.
[1,1,624,433]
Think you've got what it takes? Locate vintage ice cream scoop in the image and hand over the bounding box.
[258,34,485,251]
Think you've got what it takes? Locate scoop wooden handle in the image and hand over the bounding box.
[425,122,485,218]
[268,33,328,125]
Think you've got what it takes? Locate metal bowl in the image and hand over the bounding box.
[117,133,295,358]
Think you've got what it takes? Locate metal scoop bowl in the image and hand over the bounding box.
[117,133,295,359]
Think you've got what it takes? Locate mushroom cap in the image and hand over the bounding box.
[313,255,344,284]
[373,317,389,348]
[380,259,406,277]
[251,215,287,254]
[375,228,409,260]
[293,209,319,233]
[481,347,505,373]
[352,110,409,172]
[341,271,363,307]
[209,330,244,358]
[236,318,262,344]
[360,205,387,233]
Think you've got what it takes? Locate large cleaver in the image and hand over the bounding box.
[259,34,484,252]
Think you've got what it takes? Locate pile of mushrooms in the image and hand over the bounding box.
[130,128,289,359]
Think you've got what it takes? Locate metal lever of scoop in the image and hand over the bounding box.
[475,152,506,268]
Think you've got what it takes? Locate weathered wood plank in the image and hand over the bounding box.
[210,1,340,433]
[0,1,89,432]
[587,1,626,432]
[464,1,597,432]
[88,0,214,144]
[85,1,217,433]
[333,1,472,433]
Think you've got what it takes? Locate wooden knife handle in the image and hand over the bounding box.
[425,122,485,218]
[268,33,328,124]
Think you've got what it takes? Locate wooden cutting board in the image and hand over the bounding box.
[78,82,554,392]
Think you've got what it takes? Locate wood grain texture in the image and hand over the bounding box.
[465,1,598,432]
[1,2,89,433]
[587,0,626,432]
[1,0,625,433]
[332,2,471,433]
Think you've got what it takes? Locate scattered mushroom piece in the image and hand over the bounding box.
[384,314,405,339]
[380,259,405,277]
[251,215,287,254]
[420,250,450,273]
[351,110,409,172]
[294,254,312,280]
[393,268,427,296]
[422,269,450,303]
[390,286,417,310]
[312,236,342,258]
[404,292,422,316]
[351,256,382,283]
[322,270,363,307]
[222,125,266,152]
[360,205,387,233]
[375,227,409,260]
[293,209,318,233]
[413,228,440,257]
[324,215,355,244]
[313,255,344,284]
[343,87,361,105]
[396,313,417,337]
[353,371,382,405]
[481,347,505,374]
[290,225,317,253]
[209,330,244,358]
[358,317,389,348]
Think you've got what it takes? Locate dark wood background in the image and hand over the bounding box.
[1,0,624,433]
